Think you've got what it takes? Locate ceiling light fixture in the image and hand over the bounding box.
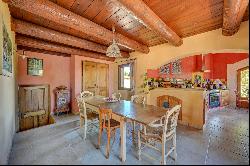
[106,26,121,58]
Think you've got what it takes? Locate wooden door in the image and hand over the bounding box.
[83,61,108,96]
[97,63,108,96]
[237,66,249,108]
[84,61,98,95]
[18,85,50,131]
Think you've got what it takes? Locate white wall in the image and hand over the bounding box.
[0,0,17,164]
[227,58,249,107]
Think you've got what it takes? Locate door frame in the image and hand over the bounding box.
[82,60,109,96]
[17,84,50,132]
[236,66,249,108]
[237,66,249,100]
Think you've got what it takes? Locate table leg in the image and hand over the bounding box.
[132,121,136,145]
[120,118,126,162]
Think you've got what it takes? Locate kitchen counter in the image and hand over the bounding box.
[157,87,205,91]
[147,88,205,129]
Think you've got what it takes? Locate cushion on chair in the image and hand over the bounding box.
[86,112,99,120]
[163,101,169,108]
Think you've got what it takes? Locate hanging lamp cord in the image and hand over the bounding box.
[112,26,115,43]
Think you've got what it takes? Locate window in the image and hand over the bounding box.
[238,67,249,99]
[118,63,133,90]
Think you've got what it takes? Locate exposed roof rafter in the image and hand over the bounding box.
[114,0,183,46]
[12,18,130,58]
[16,35,115,62]
[222,0,249,36]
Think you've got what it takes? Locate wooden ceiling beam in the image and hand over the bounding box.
[16,35,115,62]
[12,18,129,58]
[222,0,249,36]
[17,45,71,57]
[114,0,183,46]
[5,0,149,54]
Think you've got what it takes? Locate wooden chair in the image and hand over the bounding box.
[137,105,181,165]
[157,95,182,120]
[76,96,98,140]
[111,92,122,100]
[129,95,146,144]
[97,108,120,159]
[131,94,146,104]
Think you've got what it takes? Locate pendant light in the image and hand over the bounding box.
[106,26,121,58]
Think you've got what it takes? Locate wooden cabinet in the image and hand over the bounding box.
[18,85,50,131]
[54,86,70,115]
[220,90,230,106]
[82,61,109,97]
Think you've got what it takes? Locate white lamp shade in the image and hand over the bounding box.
[106,40,121,57]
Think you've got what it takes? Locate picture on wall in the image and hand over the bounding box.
[171,60,181,74]
[159,63,170,74]
[27,58,43,76]
[1,21,13,77]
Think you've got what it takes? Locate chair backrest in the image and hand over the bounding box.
[163,105,181,134]
[76,96,87,116]
[80,91,94,98]
[99,108,112,129]
[112,92,122,100]
[131,95,146,104]
[157,95,182,120]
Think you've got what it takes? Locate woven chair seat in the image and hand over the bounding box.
[80,112,98,120]
[141,126,175,142]
[104,119,120,128]
[87,112,99,120]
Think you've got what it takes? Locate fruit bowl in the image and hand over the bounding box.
[103,97,118,103]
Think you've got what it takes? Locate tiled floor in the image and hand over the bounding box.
[8,107,249,165]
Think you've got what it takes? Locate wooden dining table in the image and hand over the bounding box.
[84,96,169,162]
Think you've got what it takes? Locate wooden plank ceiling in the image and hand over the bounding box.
[6,0,249,60]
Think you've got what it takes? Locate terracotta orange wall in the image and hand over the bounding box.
[17,51,71,113]
[209,53,249,80]
[166,55,197,79]
[146,53,248,81]
[70,55,114,114]
[147,55,200,79]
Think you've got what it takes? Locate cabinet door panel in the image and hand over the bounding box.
[84,61,97,95]
[83,61,109,97]
[97,63,108,97]
[19,85,49,131]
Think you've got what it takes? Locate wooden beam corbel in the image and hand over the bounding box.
[113,0,183,46]
[12,18,129,58]
[5,0,149,54]
[222,0,249,36]
[16,35,115,62]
